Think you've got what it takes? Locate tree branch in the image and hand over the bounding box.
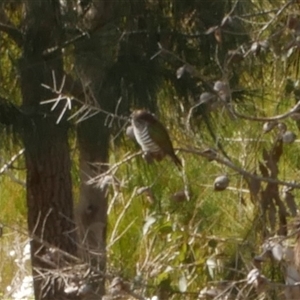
[0,148,25,174]
[0,22,23,46]
[0,9,23,46]
[0,97,21,126]
[181,147,300,189]
[257,0,295,39]
[232,100,300,122]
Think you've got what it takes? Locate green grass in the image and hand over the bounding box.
[3,2,300,299]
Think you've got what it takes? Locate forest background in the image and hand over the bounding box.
[1,0,300,299]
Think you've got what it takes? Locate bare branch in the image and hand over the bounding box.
[180,147,300,189]
[40,71,128,124]
[3,170,25,187]
[87,152,142,185]
[0,148,25,174]
[163,43,300,124]
[257,0,295,39]
[108,188,137,247]
[0,9,23,46]
[233,100,300,122]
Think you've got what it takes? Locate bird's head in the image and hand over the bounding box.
[131,109,157,126]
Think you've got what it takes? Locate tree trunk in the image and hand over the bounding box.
[76,116,109,295]
[19,1,78,299]
[74,1,116,298]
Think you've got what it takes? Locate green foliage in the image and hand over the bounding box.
[3,0,300,299]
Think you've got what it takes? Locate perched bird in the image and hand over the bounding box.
[125,125,135,140]
[131,109,181,167]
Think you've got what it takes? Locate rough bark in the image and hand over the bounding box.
[76,116,109,268]
[19,1,78,299]
[74,1,116,298]
[74,85,110,298]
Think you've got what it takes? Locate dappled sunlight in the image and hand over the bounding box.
[2,0,300,299]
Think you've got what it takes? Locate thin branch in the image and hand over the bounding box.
[180,147,300,189]
[0,9,23,46]
[238,8,279,18]
[4,170,26,187]
[43,32,89,56]
[108,217,137,249]
[40,71,128,124]
[232,100,300,122]
[223,0,240,23]
[87,152,142,185]
[153,36,300,124]
[257,0,295,38]
[0,148,25,174]
[0,22,23,45]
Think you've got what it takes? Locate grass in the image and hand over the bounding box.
[0,149,29,298]
[2,99,300,299]
[102,91,300,298]
[2,6,300,298]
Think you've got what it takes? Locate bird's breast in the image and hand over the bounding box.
[133,125,161,153]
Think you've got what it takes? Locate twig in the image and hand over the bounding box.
[4,170,26,187]
[257,0,295,39]
[239,8,279,18]
[43,32,89,56]
[87,152,142,185]
[0,148,25,174]
[107,218,137,249]
[154,28,300,125]
[232,100,300,122]
[108,188,137,247]
[0,8,23,46]
[41,71,128,124]
[180,147,300,189]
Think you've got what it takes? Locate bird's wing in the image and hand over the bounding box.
[148,121,174,153]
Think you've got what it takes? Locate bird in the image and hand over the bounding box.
[131,109,181,168]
